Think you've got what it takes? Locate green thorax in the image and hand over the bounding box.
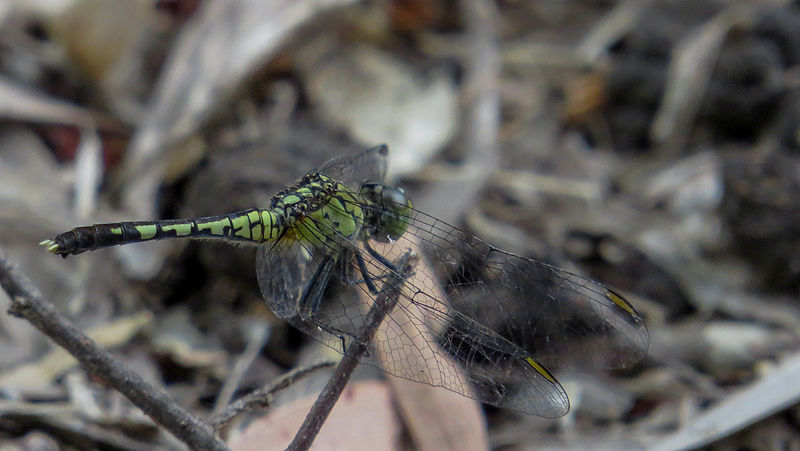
[272,172,365,248]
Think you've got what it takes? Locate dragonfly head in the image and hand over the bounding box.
[359,181,412,243]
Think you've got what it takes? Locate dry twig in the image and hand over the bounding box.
[0,247,229,451]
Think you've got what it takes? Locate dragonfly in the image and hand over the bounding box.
[41,145,648,417]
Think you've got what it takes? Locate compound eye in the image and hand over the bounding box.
[381,186,408,207]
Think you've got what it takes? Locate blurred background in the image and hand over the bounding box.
[0,0,799,449]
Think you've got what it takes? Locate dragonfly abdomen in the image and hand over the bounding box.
[41,209,285,257]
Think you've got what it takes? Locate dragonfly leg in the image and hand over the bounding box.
[298,255,334,315]
[363,240,400,273]
[354,252,380,294]
[343,273,394,287]
[340,249,394,287]
[317,322,349,353]
[354,247,406,297]
[351,241,412,297]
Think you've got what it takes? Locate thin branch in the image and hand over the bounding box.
[287,251,419,451]
[0,399,168,451]
[212,321,270,415]
[0,247,229,451]
[212,360,336,432]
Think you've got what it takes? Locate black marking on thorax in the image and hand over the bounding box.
[269,173,342,223]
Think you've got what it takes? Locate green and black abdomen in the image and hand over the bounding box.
[46,222,153,256]
[42,209,283,257]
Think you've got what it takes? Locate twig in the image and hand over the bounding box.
[0,399,166,451]
[651,7,745,154]
[287,251,418,451]
[0,247,229,451]
[212,360,336,432]
[649,352,800,450]
[212,321,270,415]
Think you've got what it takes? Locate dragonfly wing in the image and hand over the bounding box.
[256,236,317,319]
[256,213,350,320]
[256,216,376,354]
[315,194,646,415]
[371,273,570,416]
[316,145,388,190]
[318,233,570,416]
[399,207,649,371]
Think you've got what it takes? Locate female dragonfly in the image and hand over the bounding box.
[42,145,648,417]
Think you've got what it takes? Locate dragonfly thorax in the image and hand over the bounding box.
[269,173,340,212]
[270,172,366,247]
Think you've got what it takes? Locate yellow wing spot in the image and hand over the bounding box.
[525,357,557,384]
[136,225,157,240]
[606,289,637,317]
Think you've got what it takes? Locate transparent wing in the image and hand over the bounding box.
[257,213,570,416]
[255,232,319,320]
[394,207,649,371]
[255,215,374,352]
[323,198,646,415]
[315,144,388,190]
[358,244,571,416]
